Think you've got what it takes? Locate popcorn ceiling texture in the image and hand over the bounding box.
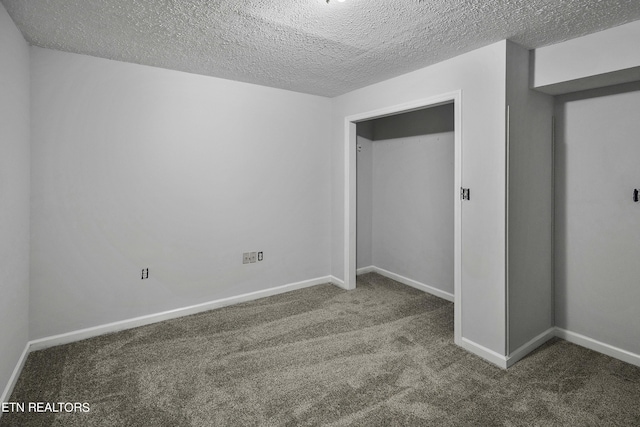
[3,0,640,97]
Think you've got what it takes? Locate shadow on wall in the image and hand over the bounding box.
[357,103,454,140]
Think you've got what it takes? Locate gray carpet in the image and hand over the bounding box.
[2,272,639,426]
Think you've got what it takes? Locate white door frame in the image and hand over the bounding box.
[343,90,463,345]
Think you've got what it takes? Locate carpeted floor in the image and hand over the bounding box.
[2,272,639,426]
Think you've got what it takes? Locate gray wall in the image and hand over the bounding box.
[356,106,455,295]
[555,81,640,356]
[29,47,332,339]
[0,3,30,398]
[505,42,554,353]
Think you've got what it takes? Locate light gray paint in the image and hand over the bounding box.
[555,81,640,356]
[370,107,455,295]
[356,124,373,269]
[0,2,30,398]
[3,0,640,97]
[332,42,508,355]
[505,41,554,353]
[533,20,640,94]
[29,47,332,339]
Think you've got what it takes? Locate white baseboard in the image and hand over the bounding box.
[368,266,454,302]
[506,327,556,367]
[30,276,333,352]
[7,274,640,407]
[460,337,508,369]
[356,265,374,275]
[329,275,348,290]
[1,342,30,405]
[555,327,640,368]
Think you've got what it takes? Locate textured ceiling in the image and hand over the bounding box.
[3,0,640,97]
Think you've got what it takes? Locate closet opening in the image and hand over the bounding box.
[343,91,462,345]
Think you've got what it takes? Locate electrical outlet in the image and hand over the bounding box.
[250,252,257,263]
[141,268,149,279]
[257,251,263,261]
[243,252,251,264]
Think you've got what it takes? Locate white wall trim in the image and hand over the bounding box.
[460,337,508,369]
[365,266,454,302]
[0,342,30,406]
[2,276,343,404]
[453,92,463,348]
[356,265,375,275]
[506,327,555,367]
[343,119,357,291]
[505,104,510,356]
[6,279,640,405]
[555,327,640,368]
[329,275,348,290]
[29,276,334,352]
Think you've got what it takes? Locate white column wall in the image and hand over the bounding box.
[506,41,555,354]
